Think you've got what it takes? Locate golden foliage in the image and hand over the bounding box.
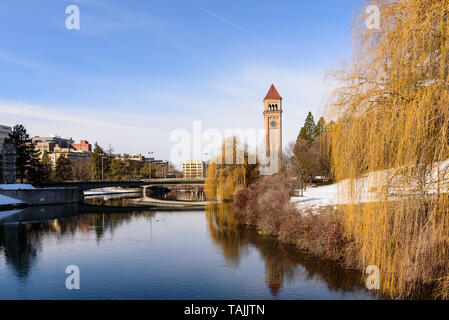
[205,137,259,201]
[327,0,449,298]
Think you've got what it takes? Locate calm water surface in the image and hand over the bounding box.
[0,192,378,300]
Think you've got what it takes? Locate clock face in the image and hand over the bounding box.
[270,120,277,127]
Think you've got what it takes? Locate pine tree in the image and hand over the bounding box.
[314,117,326,139]
[90,143,111,181]
[110,158,127,180]
[4,124,41,183]
[54,154,73,182]
[39,151,54,183]
[297,112,316,143]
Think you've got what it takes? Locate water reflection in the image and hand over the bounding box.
[205,203,369,297]
[0,223,40,279]
[0,205,155,280]
[155,190,206,201]
[84,193,142,207]
[0,197,376,299]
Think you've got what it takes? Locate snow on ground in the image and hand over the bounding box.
[290,180,376,214]
[291,184,339,214]
[0,184,35,190]
[0,194,24,206]
[291,184,338,207]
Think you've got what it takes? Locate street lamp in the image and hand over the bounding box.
[148,152,153,180]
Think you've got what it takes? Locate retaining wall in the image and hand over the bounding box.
[0,188,78,205]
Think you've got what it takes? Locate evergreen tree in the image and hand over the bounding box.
[54,154,73,182]
[39,151,54,183]
[110,158,127,180]
[314,117,326,139]
[297,112,316,143]
[4,124,41,183]
[90,143,112,181]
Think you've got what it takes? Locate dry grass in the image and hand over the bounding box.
[327,0,449,298]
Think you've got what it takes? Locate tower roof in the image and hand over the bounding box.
[264,84,282,100]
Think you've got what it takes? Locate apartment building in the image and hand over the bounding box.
[182,160,207,179]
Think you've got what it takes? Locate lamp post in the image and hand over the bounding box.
[101,154,104,182]
[148,152,153,180]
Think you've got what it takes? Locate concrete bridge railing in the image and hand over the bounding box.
[40,178,206,192]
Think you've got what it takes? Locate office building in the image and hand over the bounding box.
[182,160,207,179]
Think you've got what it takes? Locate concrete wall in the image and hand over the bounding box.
[0,188,78,205]
[0,204,78,223]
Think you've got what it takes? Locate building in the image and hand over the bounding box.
[183,160,207,179]
[32,135,92,165]
[72,140,92,152]
[48,146,91,165]
[0,125,11,150]
[116,153,146,162]
[32,135,74,149]
[263,84,283,174]
[151,159,169,178]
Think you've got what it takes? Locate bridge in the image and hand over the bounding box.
[41,178,206,192]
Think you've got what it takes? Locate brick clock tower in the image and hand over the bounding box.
[263,84,283,172]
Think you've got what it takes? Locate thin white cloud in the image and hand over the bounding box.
[0,51,41,71]
[198,5,273,47]
[0,65,332,164]
[0,102,131,130]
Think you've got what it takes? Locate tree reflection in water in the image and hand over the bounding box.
[0,205,156,279]
[0,201,371,298]
[205,203,368,296]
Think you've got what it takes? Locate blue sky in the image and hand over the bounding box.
[0,0,361,162]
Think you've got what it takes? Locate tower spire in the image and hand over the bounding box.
[264,84,282,100]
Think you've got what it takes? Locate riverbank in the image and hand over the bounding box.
[232,173,441,299]
[233,174,358,266]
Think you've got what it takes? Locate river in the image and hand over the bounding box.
[0,191,378,300]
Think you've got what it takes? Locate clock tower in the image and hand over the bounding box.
[263,84,282,172]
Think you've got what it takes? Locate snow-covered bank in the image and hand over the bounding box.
[291,180,375,214]
[291,184,338,207]
[0,184,35,190]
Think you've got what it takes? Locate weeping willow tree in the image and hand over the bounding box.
[205,137,259,201]
[327,0,449,298]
